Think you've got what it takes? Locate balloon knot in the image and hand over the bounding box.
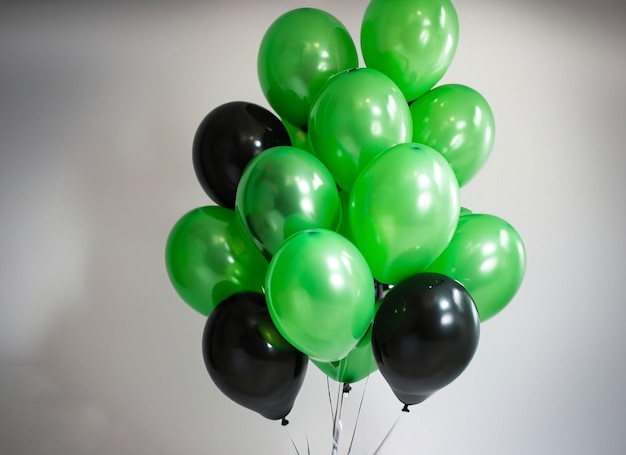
[402,404,410,413]
[343,383,352,394]
[281,417,289,426]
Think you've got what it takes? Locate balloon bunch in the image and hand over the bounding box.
[166,0,526,432]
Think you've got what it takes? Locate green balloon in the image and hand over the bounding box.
[460,206,473,217]
[361,0,459,102]
[426,213,526,321]
[313,325,378,384]
[258,8,358,128]
[236,146,341,257]
[336,189,356,245]
[282,118,313,155]
[410,84,495,187]
[349,142,460,284]
[165,206,268,316]
[265,229,376,362]
[308,68,413,192]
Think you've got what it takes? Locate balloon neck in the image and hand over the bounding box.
[281,417,289,426]
[342,383,352,394]
[402,403,410,413]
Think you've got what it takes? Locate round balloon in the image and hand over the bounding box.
[361,0,459,102]
[410,84,495,186]
[265,229,376,362]
[202,292,308,422]
[192,101,291,209]
[235,146,341,257]
[165,206,268,316]
[426,213,526,321]
[372,273,480,407]
[258,8,358,128]
[349,142,460,284]
[308,67,413,192]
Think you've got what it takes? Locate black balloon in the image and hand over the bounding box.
[372,273,480,408]
[202,292,308,422]
[192,101,291,209]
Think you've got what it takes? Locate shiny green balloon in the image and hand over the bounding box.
[426,213,526,321]
[308,68,413,192]
[265,229,376,362]
[410,84,495,186]
[361,0,459,102]
[258,8,358,128]
[235,146,341,258]
[460,206,473,217]
[282,118,313,156]
[349,142,460,284]
[313,324,377,384]
[165,206,268,316]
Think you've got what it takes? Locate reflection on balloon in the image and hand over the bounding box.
[165,206,268,316]
[203,292,308,422]
[372,273,480,408]
[192,101,291,209]
[426,213,526,321]
[265,229,376,362]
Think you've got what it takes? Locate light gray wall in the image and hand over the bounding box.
[1,1,625,453]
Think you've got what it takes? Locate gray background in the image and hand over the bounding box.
[1,0,625,453]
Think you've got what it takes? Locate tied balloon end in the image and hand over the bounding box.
[402,403,410,413]
[342,383,352,394]
[281,417,290,426]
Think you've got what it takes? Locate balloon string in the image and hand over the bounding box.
[347,375,369,455]
[332,380,342,432]
[372,413,403,455]
[332,383,348,455]
[327,376,335,423]
[331,418,343,455]
[284,424,301,455]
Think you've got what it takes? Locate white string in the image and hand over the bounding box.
[331,417,343,455]
[347,375,369,455]
[331,386,345,455]
[372,413,403,455]
[284,424,301,455]
[330,380,351,455]
[327,376,334,423]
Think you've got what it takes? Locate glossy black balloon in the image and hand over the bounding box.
[202,292,308,421]
[372,273,480,407]
[192,101,291,209]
